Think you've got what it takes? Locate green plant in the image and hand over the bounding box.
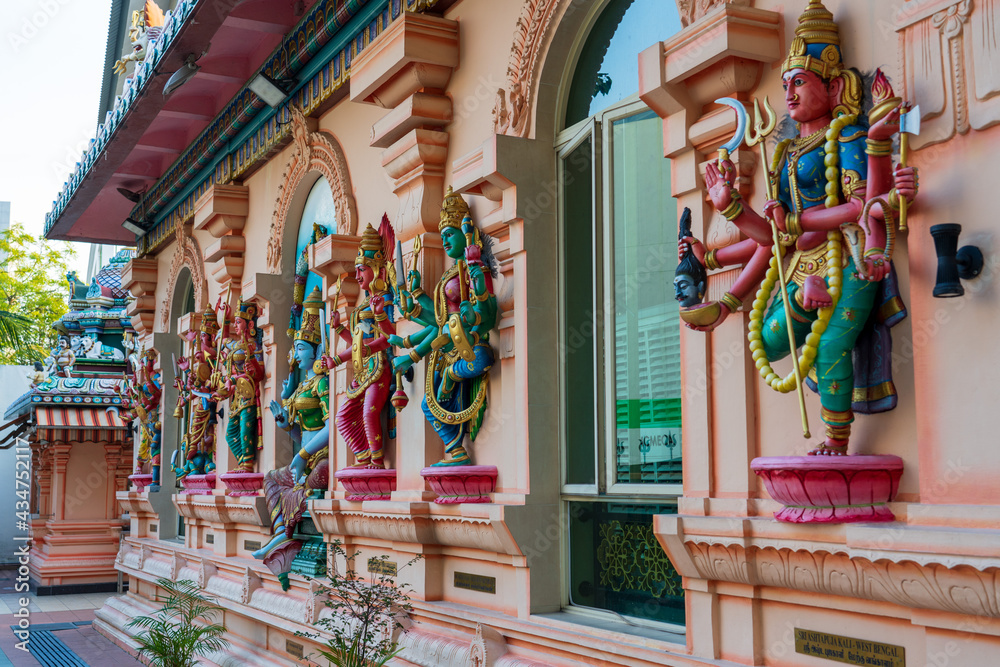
[126,578,230,667]
[0,224,75,364]
[300,542,421,667]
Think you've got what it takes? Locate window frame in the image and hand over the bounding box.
[556,95,686,631]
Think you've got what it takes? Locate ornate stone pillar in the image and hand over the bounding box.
[104,444,124,520]
[638,2,780,506]
[349,11,460,499]
[122,258,158,340]
[194,183,249,299]
[349,11,459,240]
[49,443,72,522]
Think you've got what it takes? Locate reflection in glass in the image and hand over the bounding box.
[611,110,681,485]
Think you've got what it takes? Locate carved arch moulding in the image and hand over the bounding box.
[158,222,208,333]
[492,0,751,137]
[266,106,358,273]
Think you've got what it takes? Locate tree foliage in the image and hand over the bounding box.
[0,224,75,364]
[125,578,229,667]
[300,541,420,667]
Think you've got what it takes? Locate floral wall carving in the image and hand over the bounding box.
[493,0,565,138]
[901,0,1000,149]
[266,106,357,273]
[684,541,1000,619]
[676,0,747,28]
[158,222,207,333]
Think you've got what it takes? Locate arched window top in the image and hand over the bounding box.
[565,0,682,127]
[294,175,337,299]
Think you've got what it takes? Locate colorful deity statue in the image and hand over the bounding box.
[215,298,265,472]
[257,288,330,582]
[679,0,919,456]
[113,0,165,76]
[323,217,398,469]
[173,303,220,478]
[52,336,77,378]
[122,346,163,486]
[391,188,499,466]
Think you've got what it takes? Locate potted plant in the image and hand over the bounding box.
[300,541,420,667]
[126,578,229,667]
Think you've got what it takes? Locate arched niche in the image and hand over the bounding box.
[266,107,357,275]
[158,224,208,334]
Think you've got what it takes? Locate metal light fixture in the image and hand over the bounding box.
[122,217,147,236]
[116,187,144,203]
[930,223,984,298]
[249,72,295,108]
[163,55,201,97]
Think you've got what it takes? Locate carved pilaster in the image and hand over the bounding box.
[50,443,72,521]
[349,11,459,241]
[123,258,159,339]
[194,184,249,292]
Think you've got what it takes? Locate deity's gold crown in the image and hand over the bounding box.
[294,287,324,345]
[440,186,470,232]
[782,0,843,80]
[236,298,258,321]
[200,304,219,335]
[356,223,386,269]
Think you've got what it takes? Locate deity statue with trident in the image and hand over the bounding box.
[678,0,920,455]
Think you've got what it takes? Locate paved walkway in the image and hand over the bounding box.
[0,570,139,666]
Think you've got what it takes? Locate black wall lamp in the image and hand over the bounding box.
[930,223,984,298]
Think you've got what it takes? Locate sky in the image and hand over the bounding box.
[0,0,112,277]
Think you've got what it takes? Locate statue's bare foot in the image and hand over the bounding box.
[808,438,849,456]
[365,457,386,470]
[801,275,833,310]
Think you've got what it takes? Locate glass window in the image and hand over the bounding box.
[569,501,683,625]
[557,0,684,630]
[562,136,597,487]
[611,110,681,487]
[565,0,683,127]
[295,176,338,299]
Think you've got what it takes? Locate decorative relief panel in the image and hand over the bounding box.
[677,0,749,28]
[900,0,1000,148]
[683,541,1000,619]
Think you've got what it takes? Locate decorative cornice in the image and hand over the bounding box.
[659,514,1000,619]
[309,501,524,556]
[133,0,442,258]
[173,495,268,527]
[44,0,199,235]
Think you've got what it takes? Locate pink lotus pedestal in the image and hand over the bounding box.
[334,468,397,501]
[421,465,498,504]
[128,473,153,492]
[180,473,217,495]
[219,471,264,496]
[751,455,904,524]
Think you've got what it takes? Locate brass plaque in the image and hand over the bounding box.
[368,558,397,577]
[454,571,496,594]
[244,540,261,552]
[206,534,214,544]
[286,640,303,659]
[149,523,157,533]
[795,628,905,667]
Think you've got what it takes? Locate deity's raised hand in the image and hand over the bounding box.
[868,106,902,143]
[370,294,384,315]
[268,399,288,428]
[704,159,737,213]
[467,263,486,294]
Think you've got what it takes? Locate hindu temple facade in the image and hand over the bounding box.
[2,251,135,594]
[39,0,1000,665]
